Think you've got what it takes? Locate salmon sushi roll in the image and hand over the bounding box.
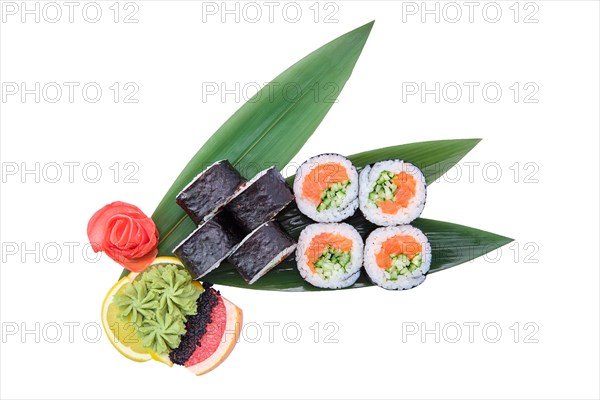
[364,226,431,290]
[296,223,363,289]
[293,154,359,223]
[359,160,426,226]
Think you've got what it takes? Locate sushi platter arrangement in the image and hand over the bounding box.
[88,21,512,375]
[170,155,429,291]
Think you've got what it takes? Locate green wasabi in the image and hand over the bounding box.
[113,264,203,354]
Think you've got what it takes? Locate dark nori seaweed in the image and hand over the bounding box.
[176,160,246,224]
[173,213,244,279]
[228,221,296,283]
[169,284,220,365]
[226,167,294,232]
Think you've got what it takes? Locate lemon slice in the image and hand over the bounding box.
[101,256,184,364]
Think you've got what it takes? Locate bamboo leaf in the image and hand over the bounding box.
[163,138,481,257]
[120,22,374,279]
[153,22,374,255]
[199,138,514,291]
[279,138,482,239]
[203,218,513,291]
[348,138,482,184]
[285,138,481,187]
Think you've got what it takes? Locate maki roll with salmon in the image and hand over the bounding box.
[176,160,246,224]
[228,221,296,284]
[293,154,359,223]
[226,167,294,232]
[173,214,244,280]
[296,223,363,289]
[359,160,426,226]
[364,226,431,290]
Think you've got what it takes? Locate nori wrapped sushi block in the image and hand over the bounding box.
[176,160,246,224]
[226,167,294,232]
[173,213,244,280]
[228,221,297,284]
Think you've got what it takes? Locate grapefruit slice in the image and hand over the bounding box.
[185,295,243,375]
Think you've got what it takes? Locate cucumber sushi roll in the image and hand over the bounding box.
[228,221,296,284]
[226,167,294,232]
[293,154,359,223]
[173,214,243,280]
[296,223,363,289]
[359,160,426,226]
[176,160,246,224]
[364,225,431,290]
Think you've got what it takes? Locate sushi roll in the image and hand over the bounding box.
[293,154,359,223]
[173,214,243,280]
[359,160,426,226]
[364,225,431,290]
[226,167,294,232]
[296,223,363,289]
[176,160,246,224]
[228,221,296,284]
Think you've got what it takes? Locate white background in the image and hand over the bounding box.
[1,1,599,399]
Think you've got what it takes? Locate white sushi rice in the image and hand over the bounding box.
[249,244,297,285]
[296,223,363,289]
[364,225,431,290]
[359,160,426,226]
[293,154,359,223]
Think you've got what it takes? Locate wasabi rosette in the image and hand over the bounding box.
[103,258,243,375]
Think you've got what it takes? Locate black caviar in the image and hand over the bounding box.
[169,283,220,365]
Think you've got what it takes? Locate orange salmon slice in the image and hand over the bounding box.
[304,233,353,272]
[375,235,422,269]
[302,163,349,205]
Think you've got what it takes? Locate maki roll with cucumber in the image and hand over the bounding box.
[359,160,426,226]
[226,167,294,232]
[364,225,431,290]
[176,160,246,224]
[296,223,363,289]
[228,221,297,284]
[293,154,359,223]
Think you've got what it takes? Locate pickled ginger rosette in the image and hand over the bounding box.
[87,201,159,272]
